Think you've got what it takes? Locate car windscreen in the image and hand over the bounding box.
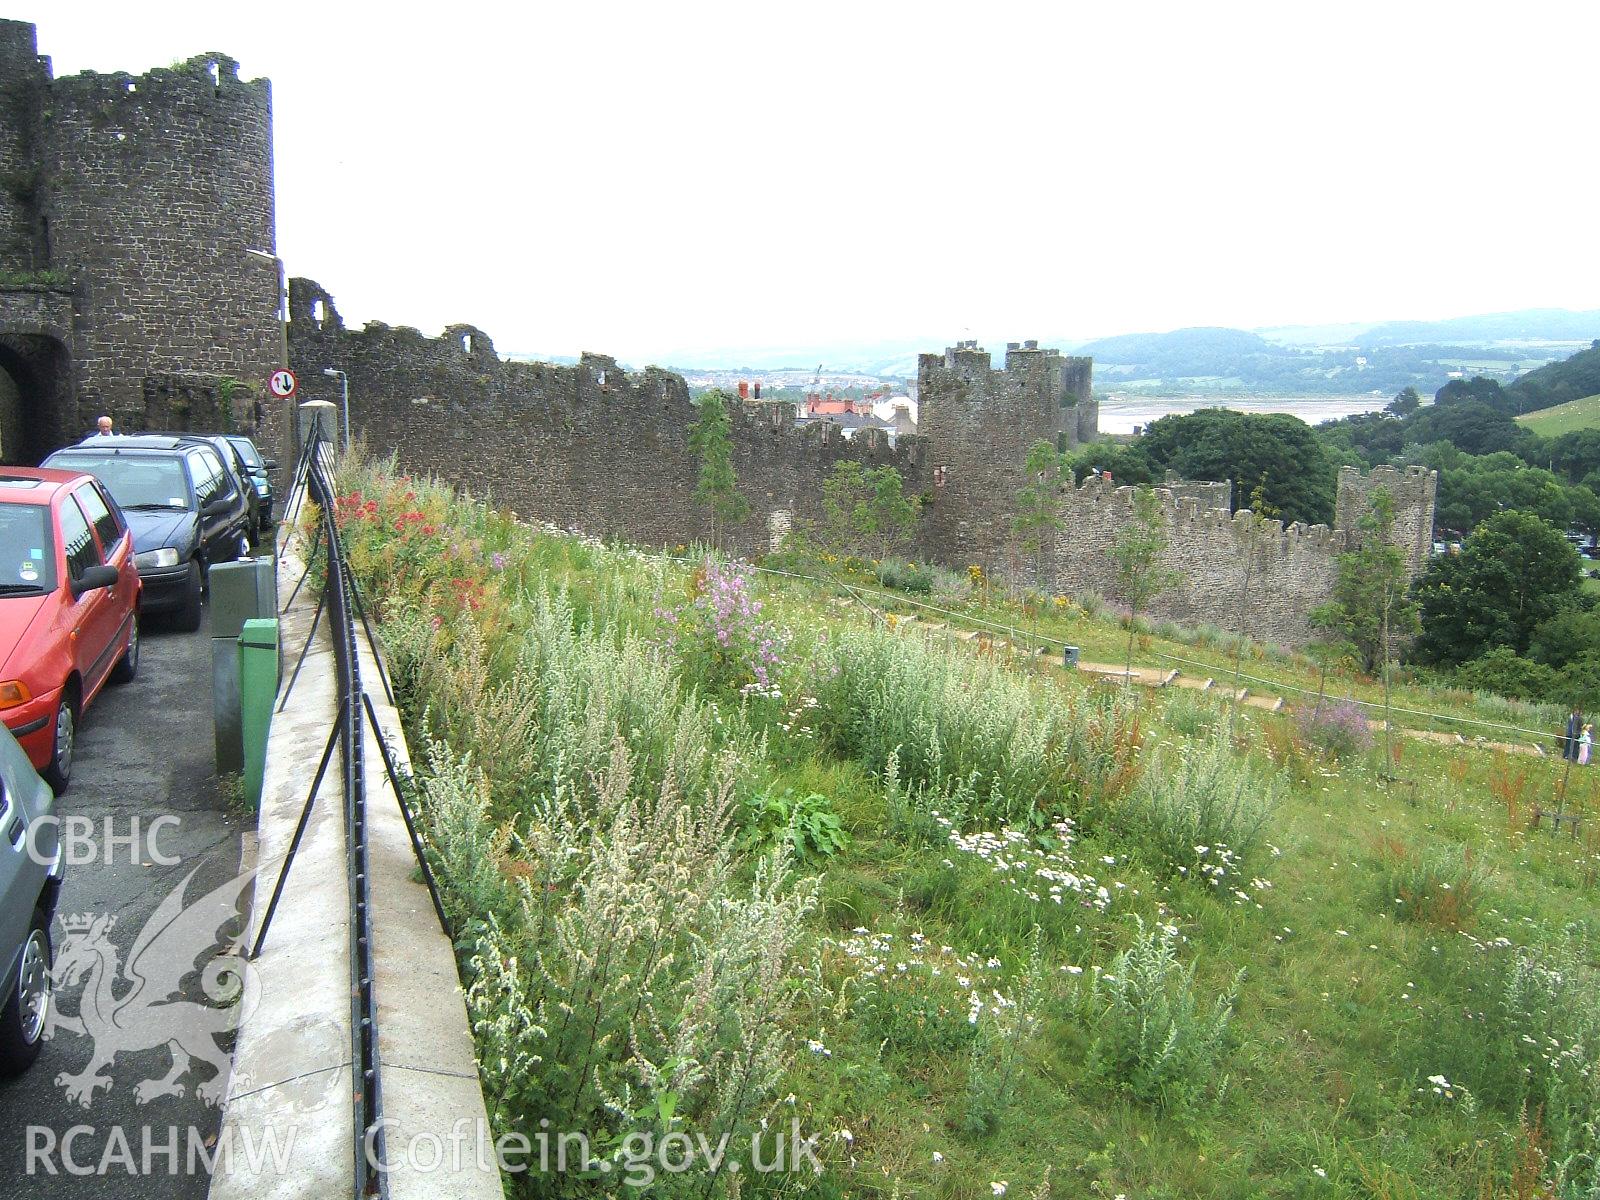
[45,453,193,512]
[226,437,263,468]
[0,504,57,594]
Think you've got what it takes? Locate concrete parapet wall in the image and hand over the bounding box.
[210,529,499,1198]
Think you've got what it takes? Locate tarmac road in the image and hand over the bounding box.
[0,607,247,1198]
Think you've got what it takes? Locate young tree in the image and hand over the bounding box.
[819,461,919,565]
[1109,485,1179,680]
[1309,489,1422,771]
[688,389,749,549]
[1013,439,1068,590]
[1312,490,1421,675]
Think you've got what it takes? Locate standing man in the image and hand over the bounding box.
[1564,707,1584,760]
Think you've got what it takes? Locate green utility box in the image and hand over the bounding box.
[212,558,278,776]
[239,618,280,808]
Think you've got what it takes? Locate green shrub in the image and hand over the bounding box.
[1373,840,1488,931]
[877,558,934,594]
[1112,735,1280,894]
[1161,690,1225,738]
[1087,921,1241,1115]
[1456,647,1559,705]
[738,787,848,862]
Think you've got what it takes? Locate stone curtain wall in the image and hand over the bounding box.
[1051,469,1437,647]
[288,280,929,557]
[918,341,1096,569]
[288,279,1437,646]
[0,21,284,459]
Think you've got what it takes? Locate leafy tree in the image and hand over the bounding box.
[1412,510,1584,666]
[819,461,919,565]
[1434,376,1510,413]
[1455,646,1559,703]
[1546,429,1600,485]
[1137,408,1336,526]
[1065,441,1155,486]
[1527,609,1600,671]
[1109,486,1179,679]
[1013,439,1068,588]
[1386,386,1421,417]
[1405,400,1531,457]
[1428,450,1594,537]
[688,389,750,548]
[1310,490,1421,675]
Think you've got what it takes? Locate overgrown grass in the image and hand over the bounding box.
[331,453,1600,1199]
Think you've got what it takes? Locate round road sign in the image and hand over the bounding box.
[268,369,298,399]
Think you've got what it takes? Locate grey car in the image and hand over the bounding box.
[0,720,60,1074]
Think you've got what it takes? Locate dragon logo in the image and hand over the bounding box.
[45,866,260,1110]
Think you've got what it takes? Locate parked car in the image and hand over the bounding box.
[42,437,250,632]
[222,435,278,532]
[0,468,140,792]
[184,435,262,546]
[0,720,62,1075]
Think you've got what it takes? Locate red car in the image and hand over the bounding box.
[0,469,140,793]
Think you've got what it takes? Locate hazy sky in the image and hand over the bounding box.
[26,1,1600,362]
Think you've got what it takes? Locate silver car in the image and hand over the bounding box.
[0,722,61,1074]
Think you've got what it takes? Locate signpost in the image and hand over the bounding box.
[268,368,298,399]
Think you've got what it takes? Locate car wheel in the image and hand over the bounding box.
[41,688,76,796]
[174,560,203,632]
[109,615,140,684]
[0,909,51,1076]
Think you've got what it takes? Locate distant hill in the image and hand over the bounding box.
[1505,341,1600,412]
[1516,393,1600,436]
[1077,326,1279,365]
[1361,309,1600,347]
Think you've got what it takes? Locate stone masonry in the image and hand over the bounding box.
[287,280,927,558]
[0,21,285,463]
[1052,465,1438,645]
[288,277,1435,647]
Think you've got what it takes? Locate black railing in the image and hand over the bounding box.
[247,420,453,1198]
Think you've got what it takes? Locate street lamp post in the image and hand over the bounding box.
[323,368,350,453]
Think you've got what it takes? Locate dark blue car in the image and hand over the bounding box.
[43,437,251,631]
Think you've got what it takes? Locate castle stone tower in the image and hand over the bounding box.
[0,20,282,462]
[917,339,1095,569]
